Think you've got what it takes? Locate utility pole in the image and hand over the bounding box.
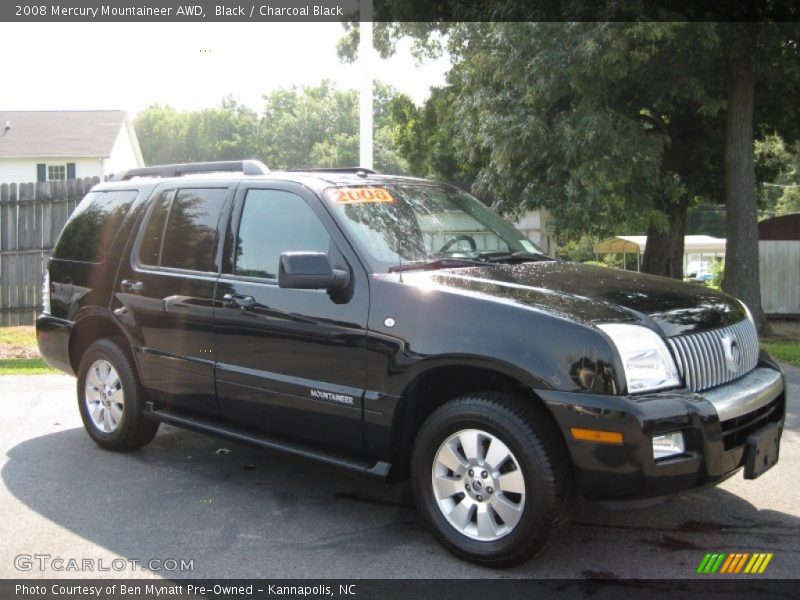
[359,0,374,169]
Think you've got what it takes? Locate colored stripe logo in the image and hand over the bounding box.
[696,552,773,574]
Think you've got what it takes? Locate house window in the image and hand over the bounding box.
[47,165,66,181]
[37,162,75,182]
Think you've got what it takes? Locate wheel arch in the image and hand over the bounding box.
[388,360,566,480]
[69,311,135,374]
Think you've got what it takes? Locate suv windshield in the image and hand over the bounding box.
[325,183,545,272]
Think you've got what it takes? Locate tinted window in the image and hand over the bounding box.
[235,190,330,279]
[54,190,138,263]
[138,190,172,266]
[139,188,227,272]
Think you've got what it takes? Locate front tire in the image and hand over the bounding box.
[77,339,159,451]
[411,391,574,567]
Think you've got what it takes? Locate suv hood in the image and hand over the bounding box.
[389,260,746,338]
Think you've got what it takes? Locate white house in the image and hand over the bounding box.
[514,209,553,256]
[0,110,144,184]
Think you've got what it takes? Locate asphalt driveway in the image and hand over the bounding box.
[1,365,798,579]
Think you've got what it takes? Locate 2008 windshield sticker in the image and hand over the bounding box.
[330,187,395,204]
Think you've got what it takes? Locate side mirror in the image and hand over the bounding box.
[278,252,350,291]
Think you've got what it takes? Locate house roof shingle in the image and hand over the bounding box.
[0,110,128,158]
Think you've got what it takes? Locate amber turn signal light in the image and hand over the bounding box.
[569,427,624,445]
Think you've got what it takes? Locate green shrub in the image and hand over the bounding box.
[710,259,725,288]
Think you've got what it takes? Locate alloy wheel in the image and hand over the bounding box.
[431,428,527,541]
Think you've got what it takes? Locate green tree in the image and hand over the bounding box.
[756,134,800,216]
[390,85,476,186]
[133,105,189,165]
[555,234,600,263]
[134,97,259,165]
[258,81,358,168]
[686,203,726,237]
[135,83,409,174]
[395,24,726,278]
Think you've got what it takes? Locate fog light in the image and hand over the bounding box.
[652,432,685,460]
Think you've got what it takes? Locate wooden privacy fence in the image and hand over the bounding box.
[0,177,98,326]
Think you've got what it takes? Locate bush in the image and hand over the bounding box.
[556,235,599,262]
[710,259,725,288]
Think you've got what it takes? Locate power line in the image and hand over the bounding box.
[762,182,800,188]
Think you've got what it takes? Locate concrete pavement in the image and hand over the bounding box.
[1,365,798,579]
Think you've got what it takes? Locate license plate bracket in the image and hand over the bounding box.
[744,421,781,479]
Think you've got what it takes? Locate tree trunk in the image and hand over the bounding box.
[641,199,688,279]
[722,58,772,335]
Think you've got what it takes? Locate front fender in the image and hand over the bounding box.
[364,276,620,398]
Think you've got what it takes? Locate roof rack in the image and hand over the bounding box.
[112,160,269,181]
[288,167,377,176]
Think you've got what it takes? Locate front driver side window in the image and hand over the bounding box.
[235,189,331,279]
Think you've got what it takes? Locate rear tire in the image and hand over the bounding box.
[77,339,159,451]
[411,391,574,567]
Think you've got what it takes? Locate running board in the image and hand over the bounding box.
[144,403,391,478]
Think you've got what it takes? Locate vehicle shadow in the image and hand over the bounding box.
[2,414,799,579]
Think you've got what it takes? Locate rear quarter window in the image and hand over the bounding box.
[53,190,138,263]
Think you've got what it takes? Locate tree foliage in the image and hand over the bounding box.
[134,96,259,165]
[447,24,725,230]
[379,23,730,279]
[756,134,800,216]
[134,82,410,173]
[390,86,475,187]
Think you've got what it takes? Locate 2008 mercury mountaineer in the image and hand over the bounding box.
[37,160,785,566]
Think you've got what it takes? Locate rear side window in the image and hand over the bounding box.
[138,187,227,272]
[54,190,138,263]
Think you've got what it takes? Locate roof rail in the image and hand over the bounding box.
[112,160,269,181]
[288,167,377,176]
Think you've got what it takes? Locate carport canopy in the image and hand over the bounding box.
[594,235,726,255]
[594,235,726,271]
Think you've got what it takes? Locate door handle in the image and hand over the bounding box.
[223,293,255,309]
[120,279,145,294]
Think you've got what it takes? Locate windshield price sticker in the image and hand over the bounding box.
[330,187,395,204]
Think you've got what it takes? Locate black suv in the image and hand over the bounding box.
[37,160,785,566]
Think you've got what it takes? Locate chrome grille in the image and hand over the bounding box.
[666,319,759,392]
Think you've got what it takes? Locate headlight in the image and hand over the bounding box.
[597,324,681,393]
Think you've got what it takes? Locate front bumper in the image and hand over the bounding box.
[539,360,786,501]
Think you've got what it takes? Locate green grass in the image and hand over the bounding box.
[0,357,58,375]
[0,326,37,348]
[761,340,800,368]
[0,326,58,375]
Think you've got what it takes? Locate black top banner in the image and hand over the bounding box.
[2,0,800,22]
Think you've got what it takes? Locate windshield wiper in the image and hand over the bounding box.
[388,258,485,273]
[482,251,554,263]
